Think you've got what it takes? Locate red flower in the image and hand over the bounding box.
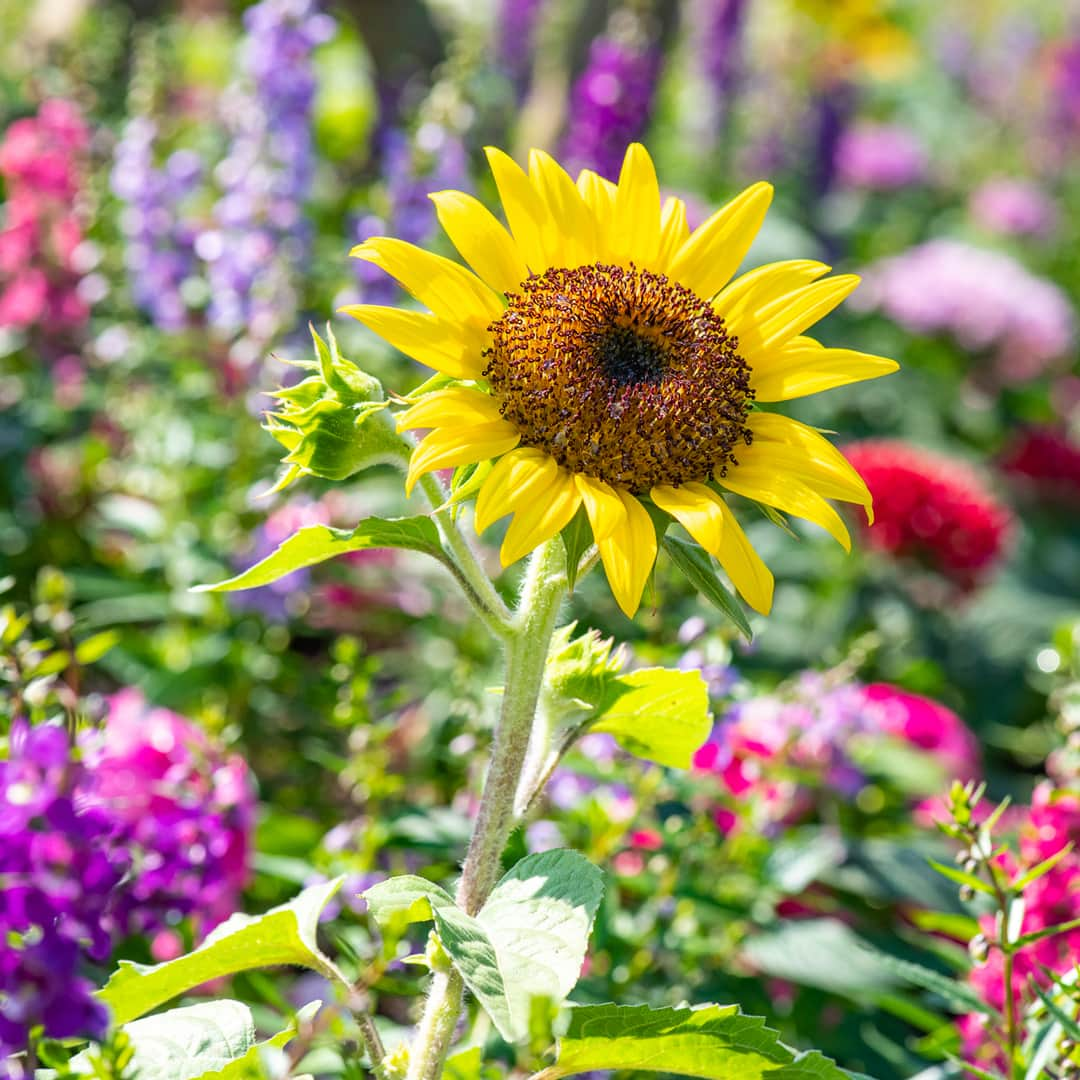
[999,426,1080,507]
[843,440,1013,590]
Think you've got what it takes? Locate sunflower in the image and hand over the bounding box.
[341,144,897,618]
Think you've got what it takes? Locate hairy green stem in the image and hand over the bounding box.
[406,539,566,1080]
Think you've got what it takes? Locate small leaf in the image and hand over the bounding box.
[362,876,455,926]
[591,667,711,769]
[532,1002,854,1080]
[927,860,995,896]
[1012,844,1074,891]
[74,630,120,665]
[67,1000,318,1080]
[99,879,345,1025]
[872,952,1001,1018]
[944,1055,1006,1080]
[663,536,752,641]
[560,509,593,594]
[194,518,449,593]
[1032,983,1080,1042]
[1012,914,1080,950]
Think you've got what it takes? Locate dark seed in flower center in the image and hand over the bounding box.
[483,263,754,492]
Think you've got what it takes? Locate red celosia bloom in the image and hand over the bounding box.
[843,440,1013,590]
[999,426,1080,507]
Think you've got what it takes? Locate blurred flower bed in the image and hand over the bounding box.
[2,0,1080,1076]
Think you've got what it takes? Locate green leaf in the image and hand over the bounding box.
[68,1000,318,1080]
[532,1002,854,1080]
[560,509,593,594]
[1012,844,1074,891]
[739,919,899,997]
[945,1056,1006,1080]
[365,851,603,1044]
[194,518,448,593]
[927,860,995,896]
[663,536,752,641]
[74,630,120,664]
[362,876,455,925]
[591,667,711,769]
[871,952,1000,1017]
[1013,914,1080,950]
[99,879,345,1025]
[1033,983,1080,1041]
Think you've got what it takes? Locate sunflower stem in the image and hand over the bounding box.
[406,539,566,1080]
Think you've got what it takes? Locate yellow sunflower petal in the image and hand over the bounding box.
[597,490,658,618]
[395,387,503,433]
[718,467,851,551]
[747,274,861,356]
[650,482,725,556]
[714,500,774,614]
[405,422,520,496]
[578,169,618,260]
[484,146,549,272]
[746,412,874,522]
[474,448,557,532]
[715,260,831,337]
[750,346,899,401]
[350,237,504,325]
[529,149,596,267]
[338,305,484,380]
[668,181,773,300]
[612,143,661,268]
[575,474,626,542]
[656,196,690,274]
[500,467,583,565]
[429,190,528,296]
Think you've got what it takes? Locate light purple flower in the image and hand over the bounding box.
[970,177,1057,237]
[835,122,927,190]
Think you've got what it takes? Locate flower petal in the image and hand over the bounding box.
[742,274,861,356]
[395,387,504,433]
[339,305,485,379]
[668,181,773,299]
[750,346,899,401]
[485,146,550,272]
[612,143,661,268]
[656,196,690,274]
[715,260,831,337]
[650,482,725,556]
[529,149,596,268]
[713,500,774,614]
[350,237,504,325]
[474,448,556,533]
[718,467,851,551]
[429,189,528,295]
[577,169,618,260]
[597,490,658,618]
[500,467,583,565]
[575,474,626,542]
[406,422,520,496]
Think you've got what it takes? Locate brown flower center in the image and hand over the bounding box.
[483,263,753,491]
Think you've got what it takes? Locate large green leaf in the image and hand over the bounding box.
[193,518,448,592]
[591,667,711,769]
[663,536,752,641]
[99,879,345,1025]
[68,1000,318,1080]
[532,1002,855,1080]
[363,851,603,1044]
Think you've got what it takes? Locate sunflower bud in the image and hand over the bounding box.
[264,324,402,491]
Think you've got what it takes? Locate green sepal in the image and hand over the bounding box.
[560,508,594,593]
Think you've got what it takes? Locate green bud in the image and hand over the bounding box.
[543,621,626,725]
[265,324,403,490]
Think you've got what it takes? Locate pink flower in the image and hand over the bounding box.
[835,123,927,190]
[971,178,1057,237]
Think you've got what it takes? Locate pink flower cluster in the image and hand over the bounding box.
[854,239,1075,384]
[843,440,1013,592]
[693,676,979,834]
[959,783,1080,1069]
[0,100,90,333]
[835,122,927,190]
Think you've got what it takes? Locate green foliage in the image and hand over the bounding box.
[532,1002,856,1080]
[364,850,603,1043]
[99,879,345,1025]
[662,536,752,641]
[67,1001,318,1080]
[264,325,396,490]
[193,517,450,592]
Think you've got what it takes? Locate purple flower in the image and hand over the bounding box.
[111,119,203,331]
[970,177,1057,237]
[834,122,927,190]
[496,0,548,99]
[697,0,749,125]
[561,26,662,181]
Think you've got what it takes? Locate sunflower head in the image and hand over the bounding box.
[341,144,898,619]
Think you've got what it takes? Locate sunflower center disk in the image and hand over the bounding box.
[483,263,754,492]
